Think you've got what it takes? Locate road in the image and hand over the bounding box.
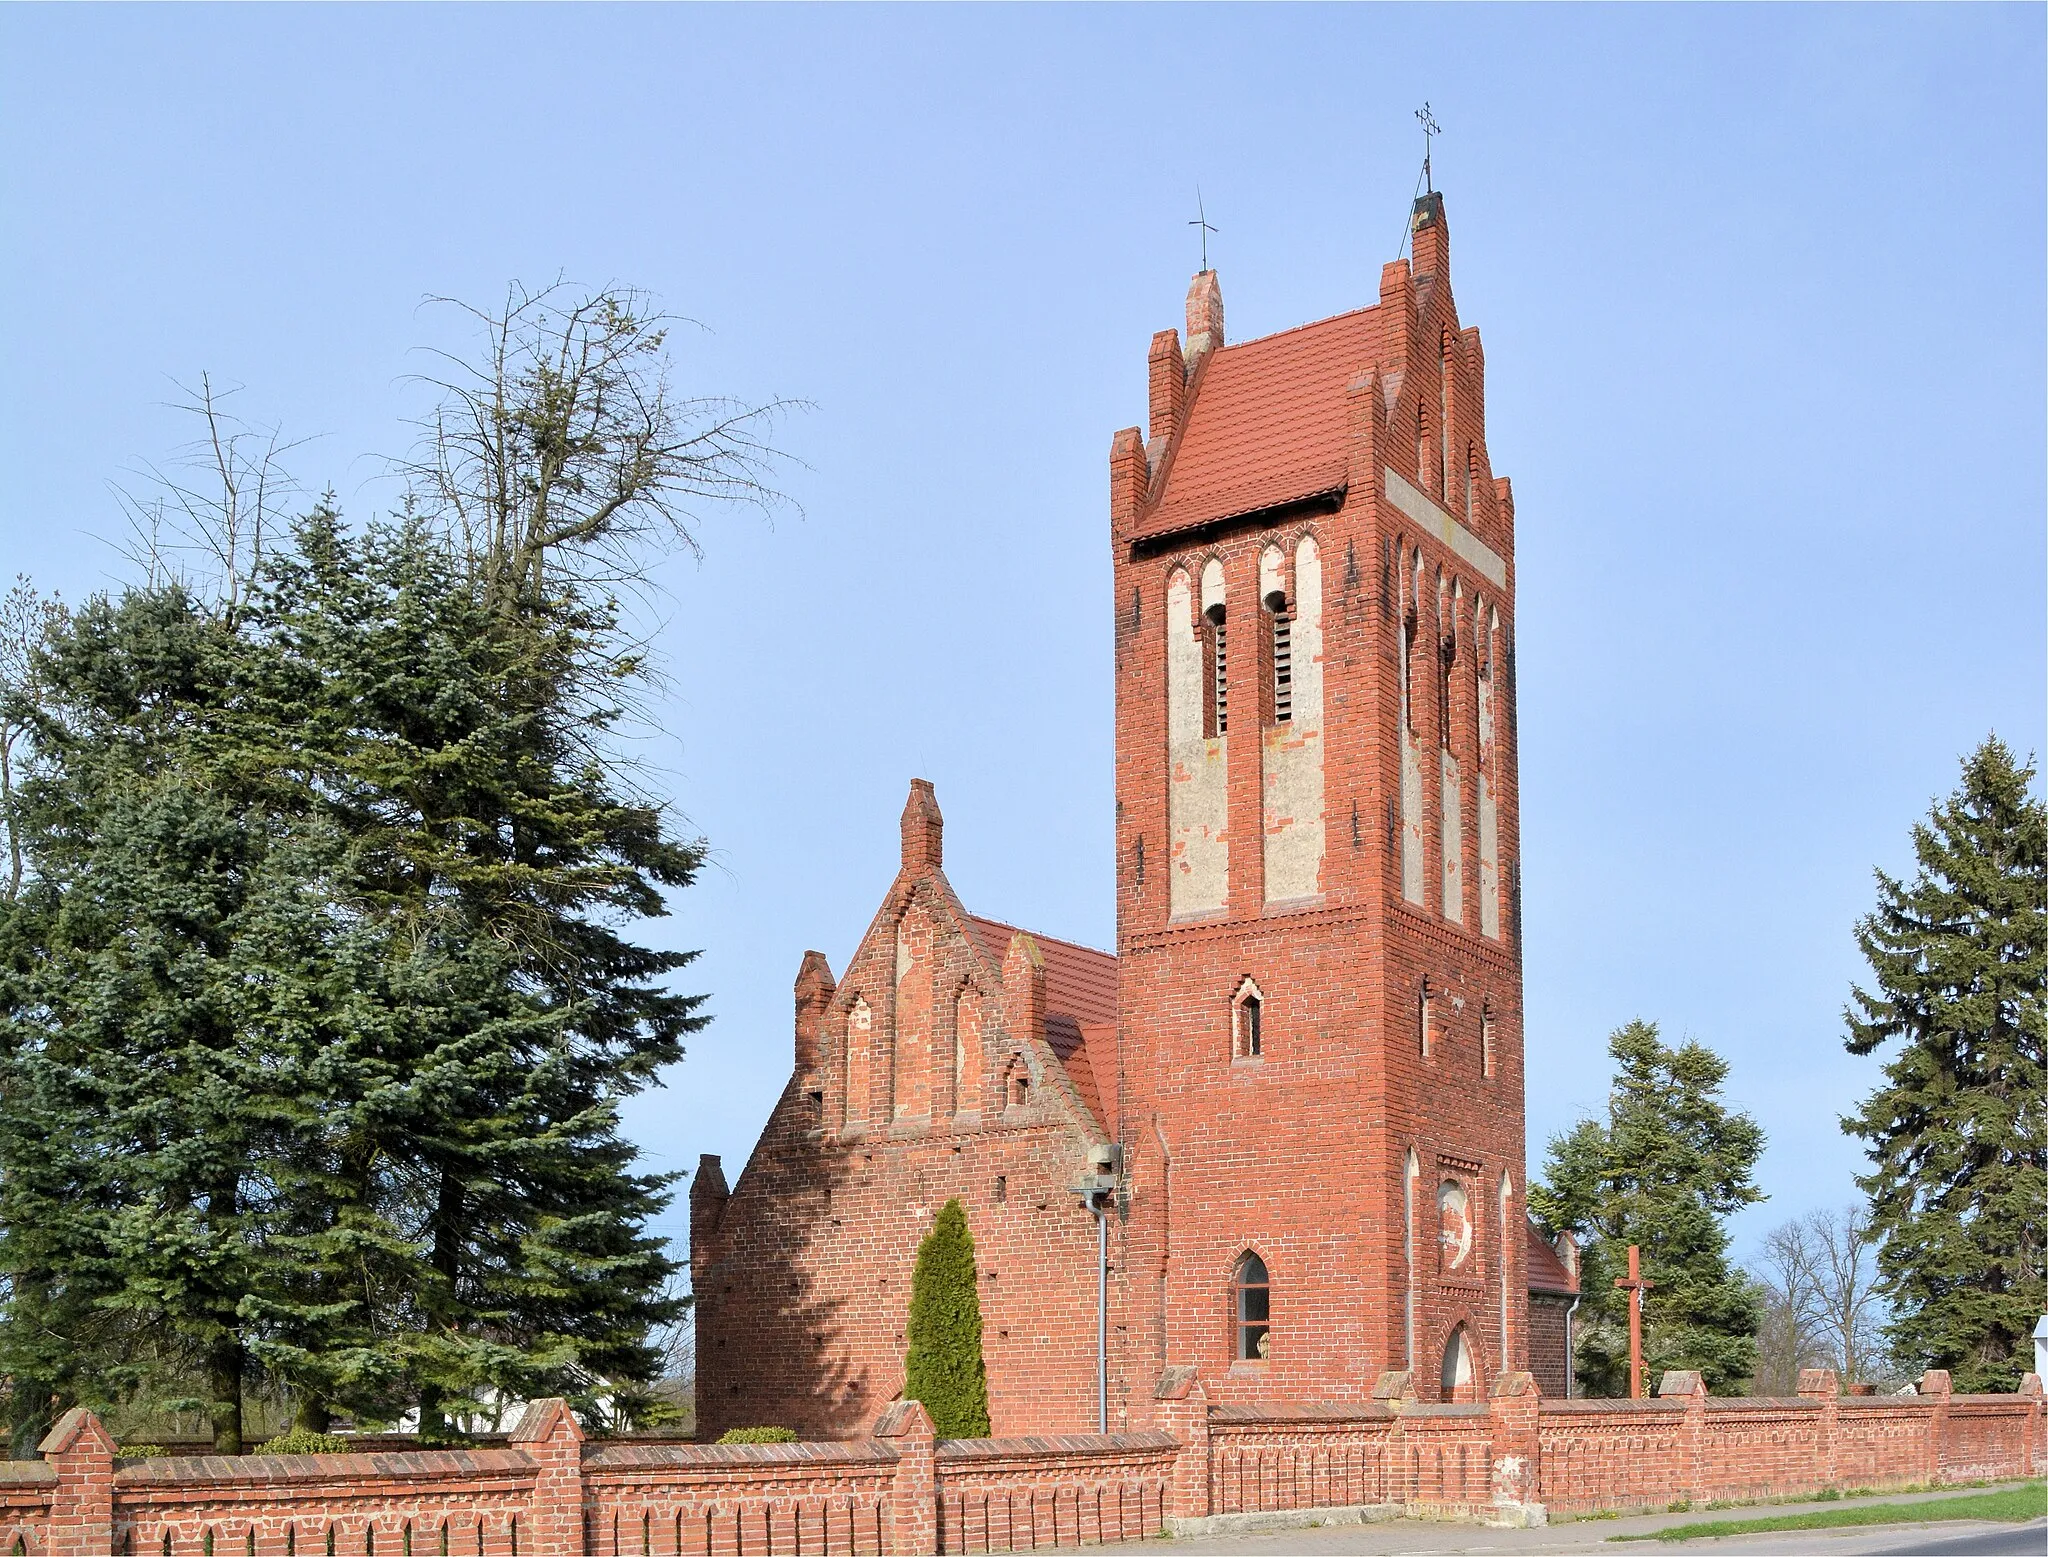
[1057,1485,2047,1556]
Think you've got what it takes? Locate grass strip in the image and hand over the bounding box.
[1612,1483,2048,1542]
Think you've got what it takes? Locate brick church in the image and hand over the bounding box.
[692,192,1579,1441]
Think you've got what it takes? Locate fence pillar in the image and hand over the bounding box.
[1655,1370,1706,1507]
[1486,1371,1543,1525]
[1919,1369,1952,1486]
[39,1407,116,1557]
[1798,1368,1839,1489]
[1154,1365,1210,1521]
[2019,1373,2043,1478]
[874,1399,937,1556]
[1372,1371,1416,1505]
[510,1398,586,1557]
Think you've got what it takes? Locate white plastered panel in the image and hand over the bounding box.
[1263,535,1325,903]
[1167,569,1227,915]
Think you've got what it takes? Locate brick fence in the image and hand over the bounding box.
[4,1369,2039,1554]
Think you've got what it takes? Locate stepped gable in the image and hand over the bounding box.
[1134,305,1383,543]
[966,915,1118,1132]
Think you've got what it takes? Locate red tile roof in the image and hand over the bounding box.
[1526,1222,1579,1295]
[1134,306,1384,543]
[965,916,1119,1131]
[964,917,1118,1027]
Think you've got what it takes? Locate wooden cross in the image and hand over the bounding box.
[1614,1243,1655,1399]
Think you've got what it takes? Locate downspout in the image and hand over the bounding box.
[1096,1205,1109,1433]
[1563,1295,1581,1399]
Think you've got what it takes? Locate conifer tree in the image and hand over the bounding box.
[0,586,296,1452]
[903,1199,990,1438]
[1531,1020,1766,1395]
[1842,737,2047,1392]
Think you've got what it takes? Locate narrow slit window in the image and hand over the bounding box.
[1272,612,1293,723]
[1233,977,1265,1060]
[1481,1010,1495,1079]
[1420,981,1432,1058]
[1232,1252,1271,1361]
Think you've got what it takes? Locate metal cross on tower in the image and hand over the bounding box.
[1416,102,1441,194]
[1189,188,1219,273]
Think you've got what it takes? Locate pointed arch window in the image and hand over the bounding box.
[1200,558,1228,736]
[1440,1324,1475,1402]
[1232,1252,1271,1361]
[1231,976,1264,1061]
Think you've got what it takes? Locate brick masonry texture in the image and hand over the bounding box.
[699,191,1561,1445]
[7,1372,2042,1554]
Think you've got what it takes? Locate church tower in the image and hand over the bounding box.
[1110,192,1528,1408]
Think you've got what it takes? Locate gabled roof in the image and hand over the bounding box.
[1134,305,1383,544]
[1526,1222,1579,1296]
[966,916,1119,1131]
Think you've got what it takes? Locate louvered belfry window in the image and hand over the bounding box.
[1212,621,1230,734]
[1272,612,1293,723]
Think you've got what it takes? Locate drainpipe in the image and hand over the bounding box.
[1096,1204,1109,1433]
[1563,1295,1581,1399]
[1071,1146,1123,1435]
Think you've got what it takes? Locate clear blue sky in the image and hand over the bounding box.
[4,5,2042,1267]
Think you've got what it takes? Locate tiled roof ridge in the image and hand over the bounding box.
[1217,299,1381,356]
[964,914,1114,963]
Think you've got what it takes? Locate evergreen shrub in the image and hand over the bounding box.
[716,1426,797,1444]
[903,1198,991,1438]
[260,1428,351,1455]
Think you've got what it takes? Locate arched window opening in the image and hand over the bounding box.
[1232,1252,1271,1361]
[1211,617,1230,735]
[1436,572,1455,749]
[1271,612,1293,724]
[1004,1056,1030,1109]
[1201,558,1228,736]
[1232,977,1264,1060]
[1440,1324,1475,1402]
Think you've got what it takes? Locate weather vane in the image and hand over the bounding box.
[1416,103,1441,194]
[1189,188,1219,273]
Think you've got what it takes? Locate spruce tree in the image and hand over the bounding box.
[1842,737,2047,1392]
[1531,1020,1766,1395]
[903,1199,990,1438]
[0,512,698,1444]
[0,586,295,1451]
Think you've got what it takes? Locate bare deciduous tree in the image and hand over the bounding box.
[1748,1206,1894,1393]
[403,282,799,614]
[114,374,307,625]
[0,576,66,900]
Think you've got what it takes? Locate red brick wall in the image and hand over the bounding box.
[691,812,1121,1441]
[1528,1293,1573,1400]
[7,1377,2042,1555]
[1110,196,1526,1420]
